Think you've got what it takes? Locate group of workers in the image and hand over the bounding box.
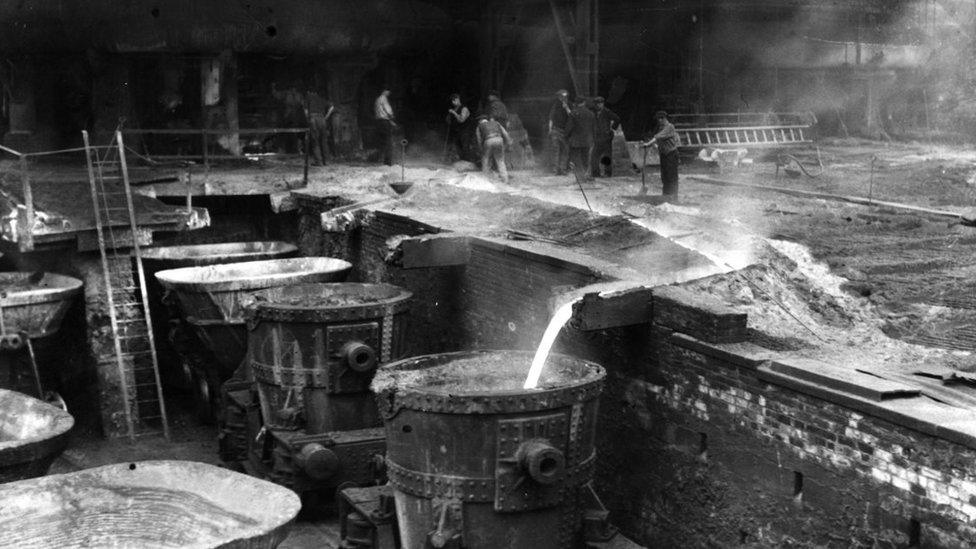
[300,84,679,197]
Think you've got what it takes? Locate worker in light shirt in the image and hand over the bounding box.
[374,88,396,166]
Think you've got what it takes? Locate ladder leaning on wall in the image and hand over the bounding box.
[82,129,170,441]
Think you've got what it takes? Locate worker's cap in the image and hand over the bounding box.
[556,89,569,97]
[654,110,668,119]
[594,96,605,104]
[475,114,488,121]
[575,96,588,105]
[487,89,500,98]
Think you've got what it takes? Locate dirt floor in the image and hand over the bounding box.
[287,138,976,374]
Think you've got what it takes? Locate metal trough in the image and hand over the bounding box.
[0,272,83,397]
[0,460,301,548]
[155,258,352,413]
[372,350,606,549]
[141,242,299,389]
[0,272,83,339]
[0,388,73,483]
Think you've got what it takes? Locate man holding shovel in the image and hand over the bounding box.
[640,110,680,199]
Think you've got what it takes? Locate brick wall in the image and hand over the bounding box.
[462,239,601,350]
[588,290,976,548]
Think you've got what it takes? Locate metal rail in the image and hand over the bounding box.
[120,127,310,173]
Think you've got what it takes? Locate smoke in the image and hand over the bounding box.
[697,1,976,136]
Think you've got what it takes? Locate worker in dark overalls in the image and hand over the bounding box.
[565,96,595,180]
[547,89,571,175]
[305,88,335,165]
[641,110,680,198]
[591,96,620,177]
[446,93,472,162]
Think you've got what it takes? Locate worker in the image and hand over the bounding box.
[565,96,595,180]
[374,88,397,166]
[640,110,680,198]
[547,89,571,175]
[305,88,335,166]
[446,93,472,162]
[591,96,621,178]
[485,90,509,128]
[271,82,305,153]
[476,113,512,183]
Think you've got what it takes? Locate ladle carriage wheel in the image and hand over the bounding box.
[191,368,220,424]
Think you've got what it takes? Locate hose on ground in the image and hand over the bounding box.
[778,148,824,178]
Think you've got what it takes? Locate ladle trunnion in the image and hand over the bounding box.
[371,350,608,549]
[223,282,412,503]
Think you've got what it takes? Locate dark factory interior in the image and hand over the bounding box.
[1,1,976,548]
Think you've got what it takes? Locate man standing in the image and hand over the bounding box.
[547,89,571,175]
[305,88,335,166]
[446,93,472,162]
[565,97,595,180]
[374,88,396,166]
[485,90,509,128]
[476,114,512,183]
[640,111,680,198]
[591,96,621,177]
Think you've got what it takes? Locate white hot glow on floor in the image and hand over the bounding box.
[523,299,578,390]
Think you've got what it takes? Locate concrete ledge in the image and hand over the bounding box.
[758,364,976,451]
[399,234,471,269]
[652,285,748,343]
[669,332,778,370]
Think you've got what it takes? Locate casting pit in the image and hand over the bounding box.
[154,257,352,415]
[0,460,300,548]
[372,350,605,549]
[0,388,74,482]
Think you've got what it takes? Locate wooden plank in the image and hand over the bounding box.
[652,285,748,343]
[768,358,920,401]
[568,282,654,330]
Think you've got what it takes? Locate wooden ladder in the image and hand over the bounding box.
[83,130,170,440]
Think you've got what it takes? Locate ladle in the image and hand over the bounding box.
[389,139,414,195]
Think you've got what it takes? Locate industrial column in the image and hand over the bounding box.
[550,0,600,97]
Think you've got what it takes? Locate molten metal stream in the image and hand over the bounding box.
[523,299,578,389]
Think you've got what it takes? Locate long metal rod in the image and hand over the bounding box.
[122,127,308,135]
[83,130,135,441]
[24,338,44,399]
[549,0,583,97]
[19,155,34,252]
[117,130,170,441]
